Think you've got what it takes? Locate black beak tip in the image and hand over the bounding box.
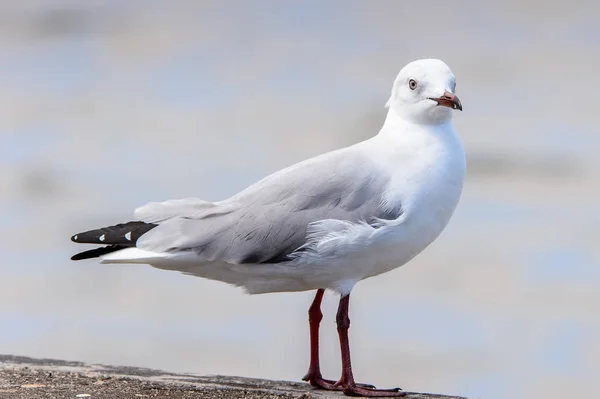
[450,93,463,111]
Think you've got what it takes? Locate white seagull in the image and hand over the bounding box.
[71,58,466,397]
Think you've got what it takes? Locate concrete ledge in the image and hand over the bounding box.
[0,355,473,399]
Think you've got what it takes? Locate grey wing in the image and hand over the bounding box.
[134,198,217,223]
[136,148,402,264]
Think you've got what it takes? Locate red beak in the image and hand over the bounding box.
[430,91,462,111]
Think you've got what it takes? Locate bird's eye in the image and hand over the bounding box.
[408,78,418,90]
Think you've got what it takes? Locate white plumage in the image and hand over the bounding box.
[94,59,466,296]
[72,58,466,396]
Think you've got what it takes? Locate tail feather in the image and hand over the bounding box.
[70,221,158,261]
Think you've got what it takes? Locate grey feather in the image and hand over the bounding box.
[134,198,216,223]
[136,147,402,264]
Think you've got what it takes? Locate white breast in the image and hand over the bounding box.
[360,120,466,279]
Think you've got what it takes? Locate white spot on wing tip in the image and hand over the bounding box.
[99,234,105,242]
[125,232,132,241]
[73,235,78,241]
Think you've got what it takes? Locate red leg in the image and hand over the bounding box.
[302,289,379,393]
[302,289,337,389]
[335,294,405,397]
[306,289,324,376]
[302,288,339,390]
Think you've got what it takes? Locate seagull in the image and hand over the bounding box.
[70,58,465,397]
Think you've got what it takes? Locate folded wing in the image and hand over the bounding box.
[135,148,401,264]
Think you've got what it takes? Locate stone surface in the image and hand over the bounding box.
[0,355,473,399]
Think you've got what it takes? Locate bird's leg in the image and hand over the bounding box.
[334,294,405,397]
[302,289,336,389]
[302,289,378,391]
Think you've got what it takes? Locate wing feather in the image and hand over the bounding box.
[136,146,401,264]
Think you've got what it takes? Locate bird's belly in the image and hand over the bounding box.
[363,220,442,279]
[362,184,463,279]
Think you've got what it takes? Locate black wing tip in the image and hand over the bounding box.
[71,245,127,261]
[70,221,157,245]
[70,252,87,261]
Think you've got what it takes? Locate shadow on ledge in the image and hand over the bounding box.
[0,354,474,399]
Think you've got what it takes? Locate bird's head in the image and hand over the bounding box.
[386,59,462,125]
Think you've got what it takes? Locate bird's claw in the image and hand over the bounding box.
[303,372,378,391]
[343,384,405,397]
[302,373,336,390]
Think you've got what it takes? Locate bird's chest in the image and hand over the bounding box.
[366,146,465,274]
[403,154,464,236]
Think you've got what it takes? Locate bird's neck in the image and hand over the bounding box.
[381,108,409,130]
[374,109,463,164]
[380,108,453,137]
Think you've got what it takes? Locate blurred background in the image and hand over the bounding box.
[1,1,599,398]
